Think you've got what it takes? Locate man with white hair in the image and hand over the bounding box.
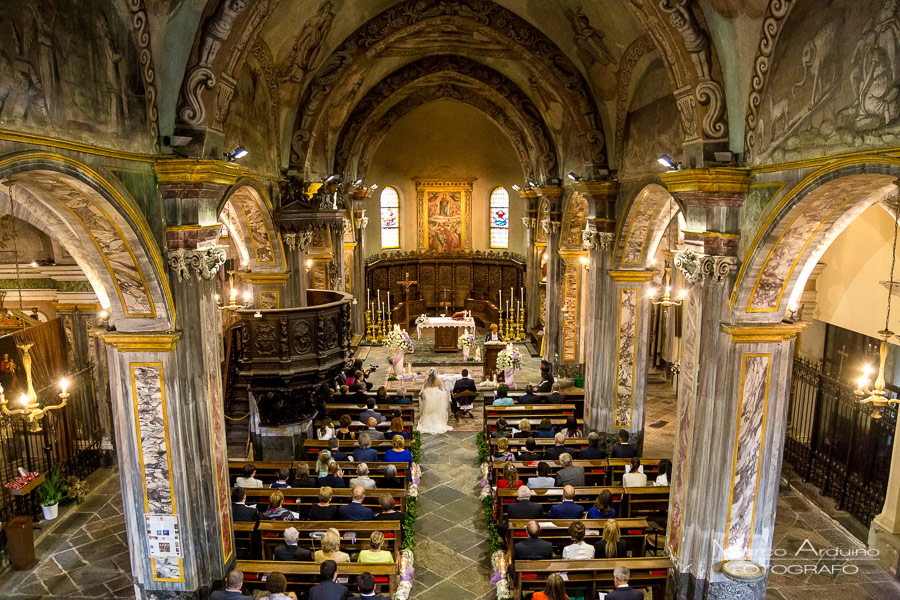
[554,452,585,487]
[507,485,543,519]
[350,463,376,489]
[273,526,312,561]
[210,569,253,599]
[607,565,642,599]
[544,431,573,461]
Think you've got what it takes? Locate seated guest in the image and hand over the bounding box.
[623,456,647,487]
[536,371,553,393]
[492,437,515,462]
[655,458,672,487]
[547,382,564,404]
[531,573,568,600]
[562,521,595,559]
[231,487,259,522]
[554,453,585,487]
[394,385,412,405]
[317,417,335,441]
[492,388,514,406]
[354,434,379,463]
[258,571,297,600]
[385,416,409,440]
[595,520,628,559]
[548,485,585,519]
[353,358,374,391]
[560,415,581,438]
[579,432,606,460]
[360,398,385,424]
[518,437,542,461]
[309,560,349,600]
[486,322,503,342]
[235,463,263,489]
[314,528,350,563]
[373,493,402,525]
[513,419,532,439]
[338,486,374,520]
[498,463,523,489]
[262,490,296,521]
[611,429,637,458]
[357,531,394,564]
[587,489,616,519]
[518,384,541,404]
[335,385,350,400]
[608,566,643,600]
[328,437,350,462]
[348,381,368,403]
[270,468,292,489]
[293,463,317,488]
[507,485,543,519]
[211,568,254,599]
[318,461,346,489]
[526,461,556,489]
[354,571,389,600]
[535,418,556,439]
[540,359,553,374]
[514,520,553,560]
[336,414,356,441]
[344,367,357,387]
[491,418,512,439]
[544,432,572,460]
[316,450,335,478]
[309,486,338,521]
[379,464,403,489]
[274,527,312,561]
[384,435,413,468]
[451,368,478,417]
[362,418,385,441]
[350,463,377,489]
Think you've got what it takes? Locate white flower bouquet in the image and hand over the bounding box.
[496,347,521,370]
[385,328,414,352]
[415,314,429,326]
[457,332,475,350]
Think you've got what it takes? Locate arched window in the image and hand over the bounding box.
[490,187,509,248]
[380,187,400,248]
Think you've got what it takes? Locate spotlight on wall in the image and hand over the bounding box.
[224,146,248,162]
[324,174,338,183]
[527,180,538,189]
[369,184,379,191]
[353,178,364,187]
[567,172,582,182]
[657,155,676,169]
[512,184,521,192]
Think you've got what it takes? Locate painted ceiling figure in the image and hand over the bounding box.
[198,0,249,67]
[661,0,712,81]
[564,7,615,66]
[278,0,334,85]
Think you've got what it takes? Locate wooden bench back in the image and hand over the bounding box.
[495,486,625,521]
[236,560,398,596]
[512,557,671,600]
[505,518,650,560]
[491,460,609,486]
[257,521,401,562]
[244,487,407,516]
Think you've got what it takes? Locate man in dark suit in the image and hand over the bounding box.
[578,432,606,459]
[338,486,375,521]
[274,526,312,561]
[359,398,385,424]
[348,382,369,403]
[607,566,644,600]
[517,384,541,404]
[328,437,350,461]
[548,485,585,519]
[353,433,380,462]
[309,560,349,600]
[547,382,564,404]
[353,571,390,600]
[513,520,553,560]
[210,569,254,600]
[517,437,542,461]
[507,486,543,519]
[230,487,259,522]
[544,432,573,461]
[451,368,478,416]
[535,371,553,393]
[611,429,637,458]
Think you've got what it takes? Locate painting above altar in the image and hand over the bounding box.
[416,179,473,252]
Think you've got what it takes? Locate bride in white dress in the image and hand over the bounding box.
[417,368,453,434]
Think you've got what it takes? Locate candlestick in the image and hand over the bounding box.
[499,290,502,310]
[520,286,524,308]
[367,288,370,306]
[387,291,390,315]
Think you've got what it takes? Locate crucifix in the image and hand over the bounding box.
[439,288,452,315]
[836,344,849,380]
[397,271,417,329]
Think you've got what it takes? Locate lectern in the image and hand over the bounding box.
[483,341,506,379]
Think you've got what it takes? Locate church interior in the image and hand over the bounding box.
[2,0,900,599]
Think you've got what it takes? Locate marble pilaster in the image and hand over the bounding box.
[350,191,370,336]
[581,225,615,430]
[522,190,542,334]
[538,187,564,365]
[284,230,313,307]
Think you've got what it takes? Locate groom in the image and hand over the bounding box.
[451,368,477,419]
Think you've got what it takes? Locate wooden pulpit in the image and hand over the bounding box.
[483,342,506,379]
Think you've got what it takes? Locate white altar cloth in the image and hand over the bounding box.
[416,317,476,339]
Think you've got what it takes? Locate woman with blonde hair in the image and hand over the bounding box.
[493,437,514,462]
[357,530,394,563]
[309,486,337,520]
[594,519,627,559]
[384,434,413,469]
[316,450,334,477]
[262,490,295,521]
[562,521,594,559]
[514,419,532,438]
[314,527,350,563]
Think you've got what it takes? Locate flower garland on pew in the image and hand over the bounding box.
[393,432,421,600]
[476,432,511,599]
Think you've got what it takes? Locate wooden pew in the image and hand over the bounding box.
[495,487,625,522]
[506,518,649,560]
[244,488,407,517]
[294,461,409,489]
[489,438,591,457]
[491,460,609,486]
[323,403,415,425]
[485,416,584,436]
[234,521,256,560]
[236,560,398,596]
[483,404,579,434]
[607,458,662,485]
[303,439,411,461]
[512,557,672,600]
[257,521,401,561]
[228,459,293,486]
[624,486,670,521]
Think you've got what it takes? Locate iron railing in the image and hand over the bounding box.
[784,358,895,526]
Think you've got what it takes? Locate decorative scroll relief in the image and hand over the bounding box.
[668,290,700,557]
[167,247,227,282]
[724,353,771,559]
[583,230,614,250]
[132,363,182,581]
[563,262,578,361]
[615,289,638,428]
[127,0,160,148]
[675,249,738,285]
[674,249,702,284]
[284,231,313,252]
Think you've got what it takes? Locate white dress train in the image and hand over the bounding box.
[417,386,453,434]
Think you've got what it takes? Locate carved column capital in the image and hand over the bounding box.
[167,247,227,282]
[549,220,561,234]
[674,249,738,284]
[357,210,369,230]
[582,230,614,250]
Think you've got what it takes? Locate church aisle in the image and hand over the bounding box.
[411,431,495,600]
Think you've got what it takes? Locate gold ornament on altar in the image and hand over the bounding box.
[0,342,69,433]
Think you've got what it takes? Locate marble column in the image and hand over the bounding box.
[329,221,346,292]
[284,230,312,307]
[350,191,370,337]
[538,187,564,365]
[521,190,541,334]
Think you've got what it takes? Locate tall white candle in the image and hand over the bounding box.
[520,286,524,307]
[367,288,370,306]
[387,291,390,314]
[499,290,502,309]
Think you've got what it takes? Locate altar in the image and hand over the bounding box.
[416,316,476,352]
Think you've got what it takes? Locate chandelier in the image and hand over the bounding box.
[0,342,69,433]
[856,196,900,417]
[216,270,251,311]
[649,264,685,307]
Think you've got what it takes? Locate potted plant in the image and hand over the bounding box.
[37,467,66,520]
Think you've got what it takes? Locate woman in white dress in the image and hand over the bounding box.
[417,368,453,434]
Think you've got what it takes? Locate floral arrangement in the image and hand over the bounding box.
[457,332,475,350]
[66,476,89,504]
[496,347,521,370]
[408,463,421,498]
[385,328,414,353]
[490,550,511,599]
[394,550,415,600]
[415,314,429,326]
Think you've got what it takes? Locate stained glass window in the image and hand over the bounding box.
[490,187,509,248]
[380,187,400,248]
